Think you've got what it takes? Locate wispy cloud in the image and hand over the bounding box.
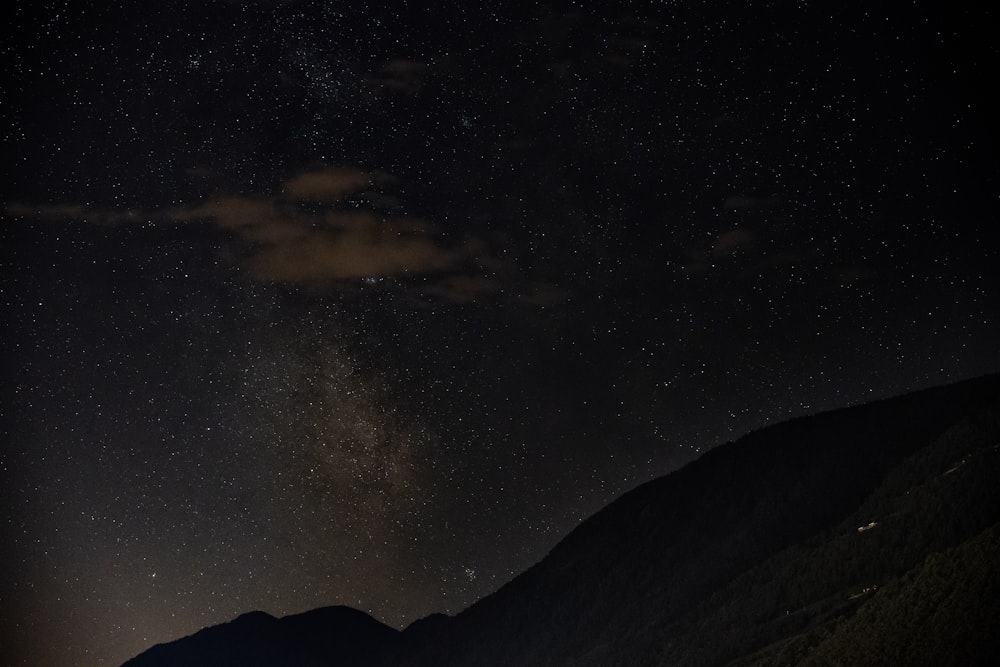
[712,228,757,257]
[6,166,557,303]
[4,202,141,226]
[171,167,487,288]
[280,167,375,202]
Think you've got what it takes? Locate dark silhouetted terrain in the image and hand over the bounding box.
[123,374,1000,666]
[120,606,395,667]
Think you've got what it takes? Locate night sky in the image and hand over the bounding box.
[2,2,997,665]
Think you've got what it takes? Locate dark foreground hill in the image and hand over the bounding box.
[119,606,396,667]
[123,374,1000,666]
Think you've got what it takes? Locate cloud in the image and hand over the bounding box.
[179,196,281,231]
[5,202,87,219]
[8,165,559,304]
[170,168,486,288]
[3,202,141,226]
[712,228,757,257]
[248,220,472,283]
[280,168,374,202]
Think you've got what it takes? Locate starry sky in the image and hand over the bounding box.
[2,2,997,665]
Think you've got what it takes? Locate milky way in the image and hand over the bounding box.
[3,2,998,665]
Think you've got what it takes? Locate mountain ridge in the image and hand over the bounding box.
[122,373,1000,666]
[121,605,396,667]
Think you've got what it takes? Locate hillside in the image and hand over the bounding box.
[123,374,1000,666]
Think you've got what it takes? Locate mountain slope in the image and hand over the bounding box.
[651,381,1000,666]
[800,522,1000,667]
[390,374,1000,666]
[122,374,1000,666]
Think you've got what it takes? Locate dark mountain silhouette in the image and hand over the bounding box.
[120,606,396,667]
[123,374,1000,666]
